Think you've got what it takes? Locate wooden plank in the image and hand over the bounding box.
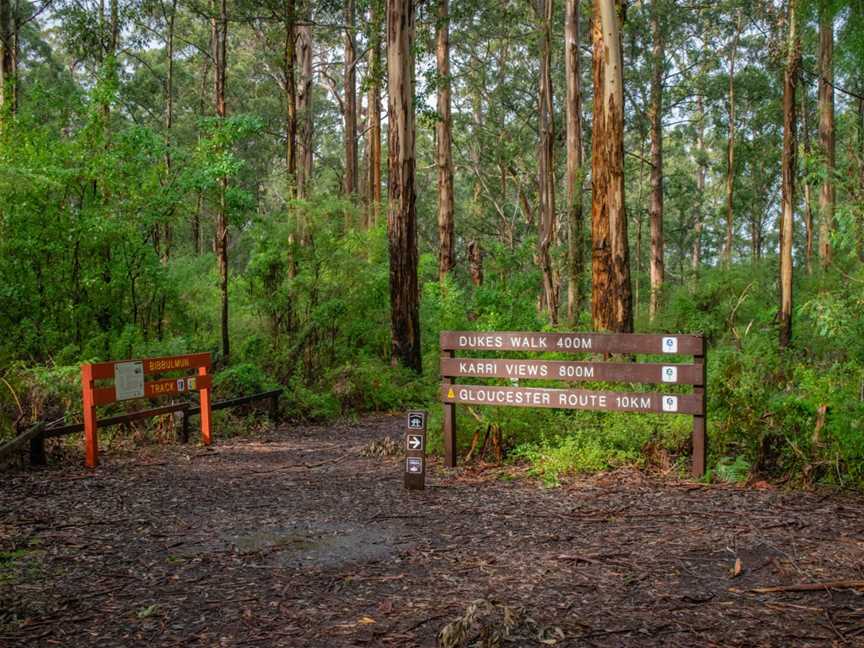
[92,374,213,406]
[440,384,703,415]
[439,331,704,355]
[440,357,703,385]
[88,353,212,380]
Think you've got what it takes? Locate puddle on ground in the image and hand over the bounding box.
[176,521,408,569]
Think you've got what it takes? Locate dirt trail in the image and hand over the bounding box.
[2,415,864,647]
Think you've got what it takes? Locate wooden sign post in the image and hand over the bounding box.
[440,331,707,477]
[81,353,213,468]
[404,410,427,490]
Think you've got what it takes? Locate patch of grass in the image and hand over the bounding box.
[711,455,752,484]
[0,542,44,586]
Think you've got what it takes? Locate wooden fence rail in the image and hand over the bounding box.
[2,389,282,467]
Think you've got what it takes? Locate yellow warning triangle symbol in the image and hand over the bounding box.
[447,388,455,399]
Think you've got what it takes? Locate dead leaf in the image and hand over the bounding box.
[359,616,376,625]
[378,600,393,614]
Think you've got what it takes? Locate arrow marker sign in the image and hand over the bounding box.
[407,434,423,450]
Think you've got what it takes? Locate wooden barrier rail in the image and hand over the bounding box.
[181,389,282,442]
[15,389,282,468]
[440,330,707,477]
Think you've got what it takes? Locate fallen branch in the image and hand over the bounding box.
[248,454,349,474]
[750,581,864,594]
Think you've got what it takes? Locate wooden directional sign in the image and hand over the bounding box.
[439,330,708,477]
[440,358,703,385]
[404,410,427,490]
[441,384,703,414]
[440,331,704,355]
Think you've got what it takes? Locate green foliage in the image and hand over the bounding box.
[664,264,864,486]
[212,363,278,399]
[712,456,752,483]
[3,0,864,490]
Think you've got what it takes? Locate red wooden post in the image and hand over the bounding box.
[81,364,99,469]
[198,365,213,445]
[691,339,707,478]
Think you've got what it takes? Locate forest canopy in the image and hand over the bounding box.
[1,0,864,485]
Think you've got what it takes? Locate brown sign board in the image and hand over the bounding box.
[439,330,707,478]
[441,384,703,415]
[440,358,703,386]
[440,331,703,355]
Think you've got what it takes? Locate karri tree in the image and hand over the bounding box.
[387,0,421,372]
[536,0,558,324]
[591,0,633,333]
[565,0,585,324]
[779,0,800,348]
[436,0,455,283]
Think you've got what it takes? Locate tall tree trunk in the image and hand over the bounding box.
[436,0,455,283]
[468,240,483,286]
[818,3,834,269]
[193,52,210,255]
[692,92,705,273]
[156,0,177,340]
[859,94,864,262]
[297,23,313,199]
[284,0,297,194]
[779,0,799,349]
[802,84,814,273]
[537,0,558,325]
[9,0,17,112]
[565,0,584,324]
[591,0,632,333]
[214,0,230,359]
[100,0,119,128]
[163,0,177,265]
[343,0,358,201]
[0,0,15,118]
[469,81,483,215]
[648,0,664,321]
[387,0,421,372]
[366,0,383,227]
[723,11,742,267]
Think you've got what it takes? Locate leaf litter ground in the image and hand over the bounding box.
[1,415,863,646]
